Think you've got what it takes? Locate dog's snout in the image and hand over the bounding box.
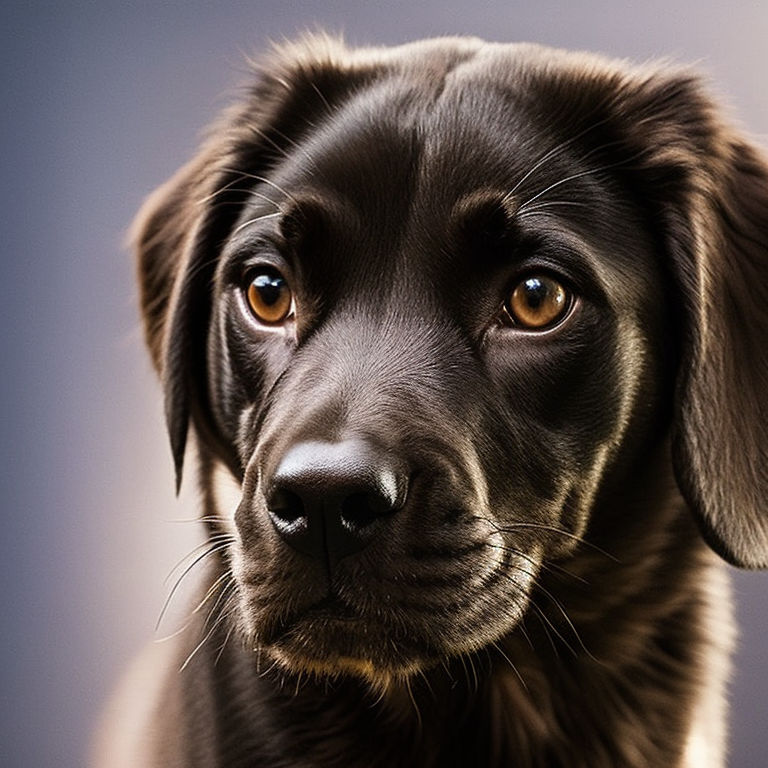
[266,439,407,562]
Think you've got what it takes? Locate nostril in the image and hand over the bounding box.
[267,488,305,525]
[264,439,409,560]
[340,491,392,530]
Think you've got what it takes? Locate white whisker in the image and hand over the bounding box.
[220,168,299,207]
[502,111,615,203]
[518,150,646,213]
[163,534,235,587]
[179,593,237,672]
[231,212,282,236]
[156,538,235,632]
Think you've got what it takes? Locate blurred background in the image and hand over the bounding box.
[2,1,766,766]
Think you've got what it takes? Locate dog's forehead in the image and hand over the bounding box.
[231,53,657,304]
[268,63,633,242]
[279,65,573,215]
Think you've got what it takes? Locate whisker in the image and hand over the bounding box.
[309,81,334,117]
[245,124,295,164]
[163,534,236,586]
[404,676,423,732]
[505,562,595,662]
[198,175,254,205]
[193,570,234,615]
[214,623,236,667]
[473,515,617,561]
[456,652,471,692]
[498,569,578,657]
[517,621,535,652]
[517,151,645,213]
[514,585,568,658]
[155,570,233,643]
[518,200,593,214]
[248,124,318,171]
[486,542,587,585]
[200,574,237,626]
[530,604,561,659]
[258,657,281,680]
[502,110,616,203]
[417,667,436,701]
[156,538,235,632]
[203,186,275,206]
[231,212,282,236]
[439,658,457,689]
[467,651,479,694]
[220,168,299,207]
[179,594,236,672]
[479,554,568,658]
[490,640,528,692]
[293,668,307,698]
[244,189,284,211]
[513,210,561,222]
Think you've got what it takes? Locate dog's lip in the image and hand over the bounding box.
[264,594,360,644]
[300,594,360,622]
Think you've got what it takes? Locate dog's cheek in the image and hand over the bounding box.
[206,303,294,464]
[480,309,636,547]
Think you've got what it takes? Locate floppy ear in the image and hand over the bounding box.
[131,130,246,491]
[131,36,382,491]
[616,71,768,568]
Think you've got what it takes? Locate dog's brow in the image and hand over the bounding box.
[278,193,338,245]
[449,189,520,238]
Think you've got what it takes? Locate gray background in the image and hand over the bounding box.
[2,1,766,766]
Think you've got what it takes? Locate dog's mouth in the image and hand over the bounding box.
[235,541,542,684]
[266,594,361,642]
[261,595,441,683]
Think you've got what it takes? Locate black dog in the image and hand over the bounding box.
[95,36,768,767]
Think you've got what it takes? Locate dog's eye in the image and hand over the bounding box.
[245,269,294,325]
[503,275,570,329]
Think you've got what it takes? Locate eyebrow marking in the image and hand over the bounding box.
[450,188,520,242]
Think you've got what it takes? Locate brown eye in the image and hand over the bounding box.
[504,275,570,329]
[245,270,293,325]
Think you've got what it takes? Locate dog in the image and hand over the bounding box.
[94,35,768,767]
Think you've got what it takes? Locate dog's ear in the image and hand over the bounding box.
[614,70,768,568]
[133,144,243,492]
[131,123,249,491]
[130,36,379,491]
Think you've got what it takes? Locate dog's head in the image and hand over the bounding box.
[134,37,768,684]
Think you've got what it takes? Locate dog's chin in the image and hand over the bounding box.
[254,607,432,688]
[267,645,425,694]
[246,590,531,692]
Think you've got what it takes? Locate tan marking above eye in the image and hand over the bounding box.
[245,270,293,324]
[504,275,570,329]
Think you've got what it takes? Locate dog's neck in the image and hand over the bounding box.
[183,450,731,768]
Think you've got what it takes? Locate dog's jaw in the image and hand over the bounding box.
[198,449,735,768]
[132,448,733,768]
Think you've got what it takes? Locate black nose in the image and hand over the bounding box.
[266,439,407,563]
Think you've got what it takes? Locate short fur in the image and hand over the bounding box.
[95,36,768,768]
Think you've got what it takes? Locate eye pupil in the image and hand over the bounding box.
[253,274,284,306]
[245,270,293,324]
[505,274,569,329]
[521,278,548,309]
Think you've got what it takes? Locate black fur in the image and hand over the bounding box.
[103,36,768,768]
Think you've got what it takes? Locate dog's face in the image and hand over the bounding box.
[135,38,768,685]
